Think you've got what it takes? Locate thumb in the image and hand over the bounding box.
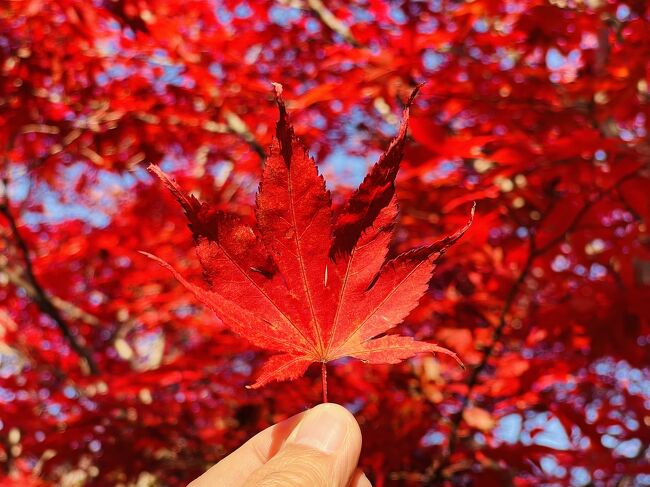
[243,403,362,487]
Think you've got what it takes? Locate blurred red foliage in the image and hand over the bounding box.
[0,1,648,485]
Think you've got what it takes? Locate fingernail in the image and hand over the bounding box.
[291,404,347,454]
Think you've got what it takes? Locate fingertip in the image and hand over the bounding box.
[350,469,372,487]
[243,403,362,486]
[313,402,360,435]
[313,402,361,438]
[288,403,361,455]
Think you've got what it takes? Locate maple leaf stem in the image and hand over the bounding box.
[321,361,328,403]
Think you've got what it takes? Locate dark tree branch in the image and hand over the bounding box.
[0,199,99,375]
[0,435,13,476]
[223,109,267,161]
[0,263,101,328]
[429,167,644,483]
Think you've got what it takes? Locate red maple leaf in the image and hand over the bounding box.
[143,85,473,401]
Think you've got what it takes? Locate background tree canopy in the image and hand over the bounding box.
[0,1,648,485]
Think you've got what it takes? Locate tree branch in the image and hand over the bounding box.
[0,200,99,375]
[430,167,644,482]
[0,263,101,328]
[223,109,267,161]
[304,0,360,47]
[0,435,14,476]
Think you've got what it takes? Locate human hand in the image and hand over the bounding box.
[189,403,370,487]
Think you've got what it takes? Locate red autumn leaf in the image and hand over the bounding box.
[144,84,473,399]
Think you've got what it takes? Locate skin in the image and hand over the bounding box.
[189,403,371,487]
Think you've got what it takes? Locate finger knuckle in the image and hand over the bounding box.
[245,446,333,487]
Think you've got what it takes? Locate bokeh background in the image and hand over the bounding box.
[1,0,649,485]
